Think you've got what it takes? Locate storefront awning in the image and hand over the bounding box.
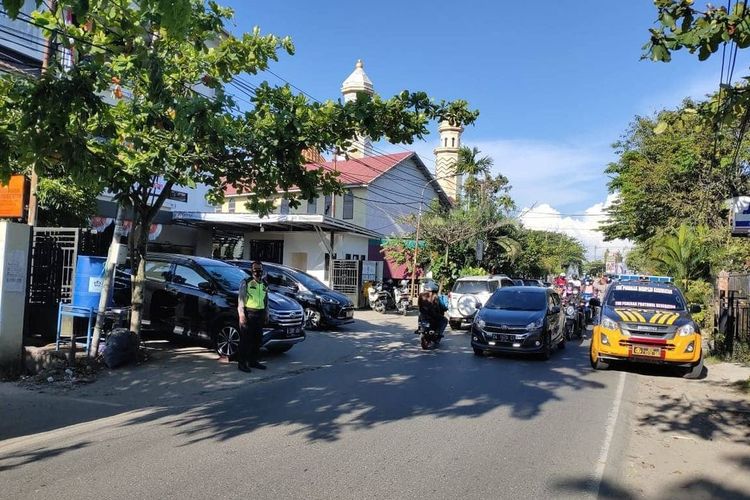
[172,211,384,239]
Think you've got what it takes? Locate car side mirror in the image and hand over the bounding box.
[689,304,702,314]
[198,281,214,293]
[291,284,300,293]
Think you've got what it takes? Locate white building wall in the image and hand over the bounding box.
[366,157,440,236]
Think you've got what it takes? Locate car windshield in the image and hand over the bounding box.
[202,263,247,292]
[606,284,686,310]
[453,280,489,294]
[484,289,547,311]
[271,266,326,291]
[522,280,539,286]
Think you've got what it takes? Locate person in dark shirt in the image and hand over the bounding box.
[418,283,447,338]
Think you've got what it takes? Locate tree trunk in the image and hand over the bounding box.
[129,220,149,338]
[89,204,125,356]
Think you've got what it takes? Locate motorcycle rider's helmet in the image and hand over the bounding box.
[400,279,409,286]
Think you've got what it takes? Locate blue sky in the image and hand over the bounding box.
[223,0,750,256]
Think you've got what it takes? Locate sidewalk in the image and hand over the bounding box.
[619,361,750,500]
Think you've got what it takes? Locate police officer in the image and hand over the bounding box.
[237,260,268,373]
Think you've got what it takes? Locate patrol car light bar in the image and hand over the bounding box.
[615,274,673,283]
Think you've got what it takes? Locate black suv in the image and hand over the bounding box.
[471,286,565,360]
[228,261,354,329]
[131,254,304,357]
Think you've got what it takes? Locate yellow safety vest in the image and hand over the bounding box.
[244,279,267,310]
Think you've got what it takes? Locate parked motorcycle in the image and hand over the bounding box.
[367,281,395,313]
[394,280,411,315]
[415,318,441,350]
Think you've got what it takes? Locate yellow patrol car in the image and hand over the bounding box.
[590,276,704,378]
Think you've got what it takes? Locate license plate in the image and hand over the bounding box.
[345,310,354,318]
[286,326,302,336]
[632,345,661,357]
[493,334,514,342]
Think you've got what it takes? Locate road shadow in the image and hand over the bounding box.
[554,475,750,500]
[2,314,613,459]
[637,393,750,445]
[118,317,611,445]
[0,441,91,472]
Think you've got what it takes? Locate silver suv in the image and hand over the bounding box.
[448,275,514,330]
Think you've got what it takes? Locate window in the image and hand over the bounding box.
[266,270,289,288]
[501,278,514,287]
[444,138,447,147]
[172,265,208,288]
[343,190,354,220]
[324,195,332,215]
[145,261,172,283]
[451,137,455,147]
[280,197,289,215]
[488,280,499,291]
[345,254,351,260]
[227,198,236,214]
[307,198,317,214]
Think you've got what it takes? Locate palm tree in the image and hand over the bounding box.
[455,146,493,208]
[651,223,710,290]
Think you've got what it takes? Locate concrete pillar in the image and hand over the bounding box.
[0,221,30,373]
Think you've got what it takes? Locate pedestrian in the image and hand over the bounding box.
[237,260,268,373]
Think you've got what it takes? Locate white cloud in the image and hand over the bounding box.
[519,194,632,261]
[470,138,615,211]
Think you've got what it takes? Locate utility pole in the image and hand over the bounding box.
[27,0,58,226]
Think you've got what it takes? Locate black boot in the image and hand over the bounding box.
[249,361,267,370]
[238,362,252,373]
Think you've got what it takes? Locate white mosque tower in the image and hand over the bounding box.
[341,59,374,158]
[434,120,464,202]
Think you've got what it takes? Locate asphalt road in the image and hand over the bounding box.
[0,311,634,500]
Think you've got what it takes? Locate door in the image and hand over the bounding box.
[549,293,562,341]
[169,263,215,339]
[247,240,283,264]
[143,259,176,331]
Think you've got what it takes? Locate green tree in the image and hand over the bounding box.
[512,230,585,278]
[584,259,605,277]
[0,1,478,337]
[651,223,711,290]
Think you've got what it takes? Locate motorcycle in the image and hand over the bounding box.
[563,292,584,340]
[367,281,395,313]
[581,291,593,324]
[393,280,411,315]
[415,318,441,350]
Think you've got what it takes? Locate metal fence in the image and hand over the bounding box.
[717,275,750,355]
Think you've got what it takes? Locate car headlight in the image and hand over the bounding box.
[476,318,486,330]
[319,295,338,304]
[677,323,696,337]
[526,317,544,330]
[600,316,620,331]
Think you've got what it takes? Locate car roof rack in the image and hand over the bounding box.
[615,274,673,283]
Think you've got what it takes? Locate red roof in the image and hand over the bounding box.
[224,152,413,196]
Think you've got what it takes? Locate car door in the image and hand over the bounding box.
[143,259,176,331]
[548,292,563,340]
[168,262,215,339]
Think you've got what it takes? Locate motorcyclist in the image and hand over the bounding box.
[554,273,567,288]
[418,282,448,338]
[569,274,582,289]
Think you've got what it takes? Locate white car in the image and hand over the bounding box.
[448,275,515,330]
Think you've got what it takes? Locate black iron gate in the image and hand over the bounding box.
[717,288,750,356]
[25,227,108,343]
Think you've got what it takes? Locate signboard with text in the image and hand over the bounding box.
[0,175,28,219]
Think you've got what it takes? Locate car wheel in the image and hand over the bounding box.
[683,354,705,379]
[304,307,322,330]
[540,332,552,361]
[449,320,462,330]
[590,345,609,370]
[473,347,484,356]
[214,322,240,358]
[266,345,292,354]
[420,336,430,350]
